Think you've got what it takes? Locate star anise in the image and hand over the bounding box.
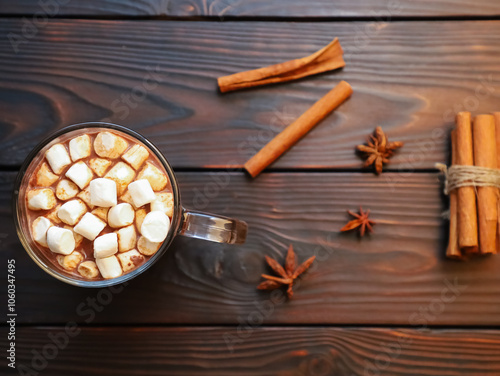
[357,126,403,174]
[340,206,376,237]
[257,245,316,298]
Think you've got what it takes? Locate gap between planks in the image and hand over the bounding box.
[1,14,500,22]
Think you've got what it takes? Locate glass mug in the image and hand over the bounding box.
[13,122,248,287]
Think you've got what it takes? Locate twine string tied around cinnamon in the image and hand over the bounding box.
[435,163,500,195]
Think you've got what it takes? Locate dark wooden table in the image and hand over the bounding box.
[2,1,500,375]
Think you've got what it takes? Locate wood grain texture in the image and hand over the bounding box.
[7,327,500,375]
[1,20,500,168]
[2,0,500,17]
[3,170,500,325]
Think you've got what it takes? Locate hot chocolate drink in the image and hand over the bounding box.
[23,128,174,281]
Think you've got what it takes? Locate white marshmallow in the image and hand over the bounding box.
[65,161,93,190]
[128,179,156,208]
[151,192,174,218]
[120,190,137,209]
[121,144,149,170]
[69,135,91,162]
[117,249,145,272]
[63,225,83,247]
[56,179,79,201]
[104,162,135,195]
[94,132,128,159]
[135,208,147,234]
[91,207,109,222]
[74,213,106,241]
[45,143,71,174]
[76,187,94,209]
[137,162,168,191]
[57,199,87,226]
[89,158,112,177]
[46,227,76,255]
[46,204,62,224]
[35,162,59,187]
[94,233,118,259]
[96,255,122,279]
[90,178,117,207]
[116,225,136,252]
[32,216,52,247]
[137,236,161,256]
[57,251,83,271]
[28,189,57,211]
[108,203,135,228]
[141,211,170,242]
[78,261,100,279]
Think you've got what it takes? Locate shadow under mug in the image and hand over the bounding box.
[13,122,248,287]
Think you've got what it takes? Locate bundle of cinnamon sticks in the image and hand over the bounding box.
[447,112,500,259]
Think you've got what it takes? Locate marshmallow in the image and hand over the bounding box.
[35,162,59,187]
[94,132,128,159]
[28,188,56,211]
[46,227,76,255]
[108,203,135,228]
[57,251,84,271]
[137,236,161,256]
[74,213,106,241]
[96,255,122,279]
[137,162,168,191]
[46,204,62,224]
[69,135,91,162]
[65,161,93,190]
[91,207,109,222]
[45,143,71,174]
[94,233,118,259]
[104,162,135,195]
[128,179,156,208]
[116,225,137,252]
[32,216,52,247]
[56,179,79,201]
[151,192,174,218]
[135,208,147,234]
[63,225,83,247]
[117,249,145,272]
[90,178,117,207]
[57,199,87,225]
[89,158,112,177]
[120,190,137,209]
[141,211,170,242]
[76,187,94,209]
[78,261,100,279]
[122,144,149,170]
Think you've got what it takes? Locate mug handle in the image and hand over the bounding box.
[178,208,248,244]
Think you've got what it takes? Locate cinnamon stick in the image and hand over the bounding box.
[244,81,353,178]
[494,112,500,167]
[473,114,497,254]
[218,38,345,93]
[493,112,500,253]
[446,129,461,259]
[455,112,478,253]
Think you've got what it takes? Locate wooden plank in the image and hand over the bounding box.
[2,0,500,18]
[2,20,500,169]
[8,327,500,375]
[3,170,500,325]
